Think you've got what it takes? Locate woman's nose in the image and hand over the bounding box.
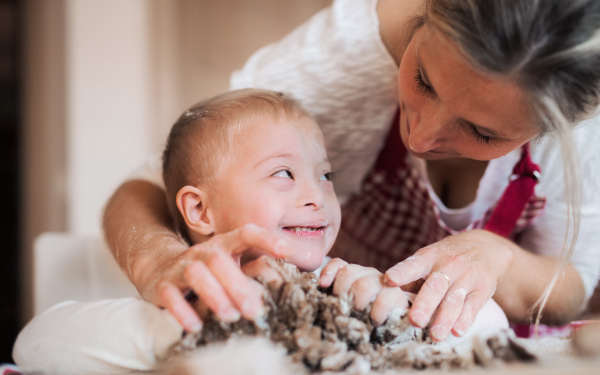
[408,111,446,153]
[299,178,325,209]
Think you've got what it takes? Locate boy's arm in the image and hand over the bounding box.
[103,180,290,332]
[13,298,183,374]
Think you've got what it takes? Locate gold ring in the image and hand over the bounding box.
[437,271,451,288]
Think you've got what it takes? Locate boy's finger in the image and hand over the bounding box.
[318,258,348,288]
[182,261,241,323]
[371,287,409,326]
[349,275,383,311]
[242,256,284,289]
[384,254,432,287]
[158,282,202,333]
[218,223,291,258]
[333,265,380,296]
[202,250,265,320]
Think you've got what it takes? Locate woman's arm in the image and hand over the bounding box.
[493,239,585,324]
[103,180,185,294]
[103,180,290,332]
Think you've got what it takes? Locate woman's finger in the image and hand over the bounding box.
[333,265,380,297]
[201,250,265,320]
[384,254,433,287]
[182,261,241,322]
[318,258,348,288]
[452,290,489,337]
[216,223,291,259]
[349,275,384,311]
[158,281,202,333]
[429,284,469,341]
[371,287,409,326]
[408,271,452,328]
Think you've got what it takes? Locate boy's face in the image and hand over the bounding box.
[208,114,341,271]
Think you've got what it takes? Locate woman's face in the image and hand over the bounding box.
[398,24,540,160]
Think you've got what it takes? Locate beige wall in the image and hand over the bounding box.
[149,0,332,152]
[21,0,331,322]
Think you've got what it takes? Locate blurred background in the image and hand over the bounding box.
[1,0,332,362]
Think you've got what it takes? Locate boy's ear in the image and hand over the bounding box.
[176,186,215,236]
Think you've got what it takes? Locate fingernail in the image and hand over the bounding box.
[220,307,241,322]
[453,324,467,337]
[242,300,265,319]
[385,270,401,285]
[275,240,291,257]
[253,304,265,319]
[430,325,448,341]
[318,274,331,287]
[185,318,202,333]
[411,310,427,327]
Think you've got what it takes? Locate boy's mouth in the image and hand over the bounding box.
[280,222,327,236]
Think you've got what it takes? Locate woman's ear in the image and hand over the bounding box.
[176,185,215,236]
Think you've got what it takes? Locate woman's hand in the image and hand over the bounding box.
[384,229,514,341]
[143,223,291,333]
[319,258,409,326]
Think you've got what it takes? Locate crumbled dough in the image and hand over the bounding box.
[171,259,534,373]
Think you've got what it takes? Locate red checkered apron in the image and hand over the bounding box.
[329,111,560,337]
[330,110,545,271]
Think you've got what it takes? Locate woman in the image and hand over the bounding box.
[104,0,600,341]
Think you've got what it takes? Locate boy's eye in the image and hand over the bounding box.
[320,172,335,182]
[273,170,293,179]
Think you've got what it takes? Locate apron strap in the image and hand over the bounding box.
[484,143,541,237]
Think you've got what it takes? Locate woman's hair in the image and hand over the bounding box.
[422,0,600,326]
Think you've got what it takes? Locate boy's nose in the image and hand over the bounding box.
[299,179,325,209]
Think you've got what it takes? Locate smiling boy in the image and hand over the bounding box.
[13,89,347,374]
[163,89,340,272]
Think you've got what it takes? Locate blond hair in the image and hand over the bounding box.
[423,0,600,326]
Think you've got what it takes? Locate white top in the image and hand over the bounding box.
[131,0,600,298]
[13,298,183,374]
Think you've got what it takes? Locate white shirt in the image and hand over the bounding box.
[132,0,600,298]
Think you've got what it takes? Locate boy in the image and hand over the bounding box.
[14,89,345,373]
[13,89,506,374]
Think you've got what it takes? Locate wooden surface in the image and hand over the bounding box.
[155,337,600,375]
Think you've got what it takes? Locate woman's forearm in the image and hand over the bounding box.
[102,180,186,297]
[494,240,586,325]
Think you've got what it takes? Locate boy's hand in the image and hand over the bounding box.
[146,224,291,333]
[318,258,409,326]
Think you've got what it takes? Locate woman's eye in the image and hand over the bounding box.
[414,68,433,94]
[273,170,294,179]
[467,124,492,144]
[320,172,335,182]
